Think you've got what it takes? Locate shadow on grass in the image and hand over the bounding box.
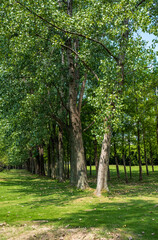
[0,169,158,239]
[34,199,158,239]
[0,170,90,207]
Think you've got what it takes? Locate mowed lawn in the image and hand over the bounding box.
[0,166,158,240]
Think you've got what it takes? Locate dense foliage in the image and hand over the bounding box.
[0,0,157,193]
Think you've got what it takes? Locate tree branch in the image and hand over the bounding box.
[135,0,146,8]
[35,33,99,81]
[51,113,67,129]
[83,120,95,132]
[52,82,70,113]
[15,0,118,62]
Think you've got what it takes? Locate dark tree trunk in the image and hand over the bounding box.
[128,133,132,179]
[143,127,149,175]
[156,106,158,164]
[114,140,120,179]
[35,150,40,175]
[149,141,154,172]
[51,133,56,178]
[137,121,142,181]
[47,141,51,178]
[122,132,128,183]
[90,153,92,176]
[58,126,64,182]
[108,166,110,181]
[26,158,31,172]
[39,146,45,176]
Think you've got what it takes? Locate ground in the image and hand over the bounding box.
[0,166,158,240]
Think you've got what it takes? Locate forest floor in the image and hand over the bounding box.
[0,166,158,240]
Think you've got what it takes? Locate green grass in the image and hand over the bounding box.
[0,165,158,240]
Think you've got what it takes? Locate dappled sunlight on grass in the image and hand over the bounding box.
[0,167,158,240]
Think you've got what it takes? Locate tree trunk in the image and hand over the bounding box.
[51,131,56,178]
[114,140,120,179]
[149,141,154,172]
[96,124,111,196]
[156,105,158,164]
[128,133,132,179]
[122,132,128,183]
[137,121,142,180]
[39,146,45,176]
[94,137,99,177]
[58,126,64,182]
[35,148,40,175]
[143,127,149,175]
[69,116,88,189]
[47,141,51,178]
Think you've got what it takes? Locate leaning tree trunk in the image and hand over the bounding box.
[96,123,111,196]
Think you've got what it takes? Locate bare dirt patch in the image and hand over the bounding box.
[0,224,122,240]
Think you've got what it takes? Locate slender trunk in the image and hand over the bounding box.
[94,137,99,177]
[143,127,149,175]
[39,146,45,176]
[51,136,56,178]
[66,141,70,179]
[114,140,120,179]
[122,132,128,183]
[58,126,64,181]
[90,153,92,176]
[108,166,110,181]
[47,141,51,178]
[137,121,142,180]
[128,133,132,179]
[35,149,40,174]
[96,124,111,196]
[149,141,154,172]
[156,105,158,164]
[26,158,31,172]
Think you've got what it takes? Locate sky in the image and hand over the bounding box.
[140,31,158,52]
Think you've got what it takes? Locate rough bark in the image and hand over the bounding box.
[66,0,88,189]
[96,124,111,196]
[69,115,88,189]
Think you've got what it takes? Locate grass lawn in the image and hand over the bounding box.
[0,165,158,240]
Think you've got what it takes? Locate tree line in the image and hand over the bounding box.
[0,0,157,195]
